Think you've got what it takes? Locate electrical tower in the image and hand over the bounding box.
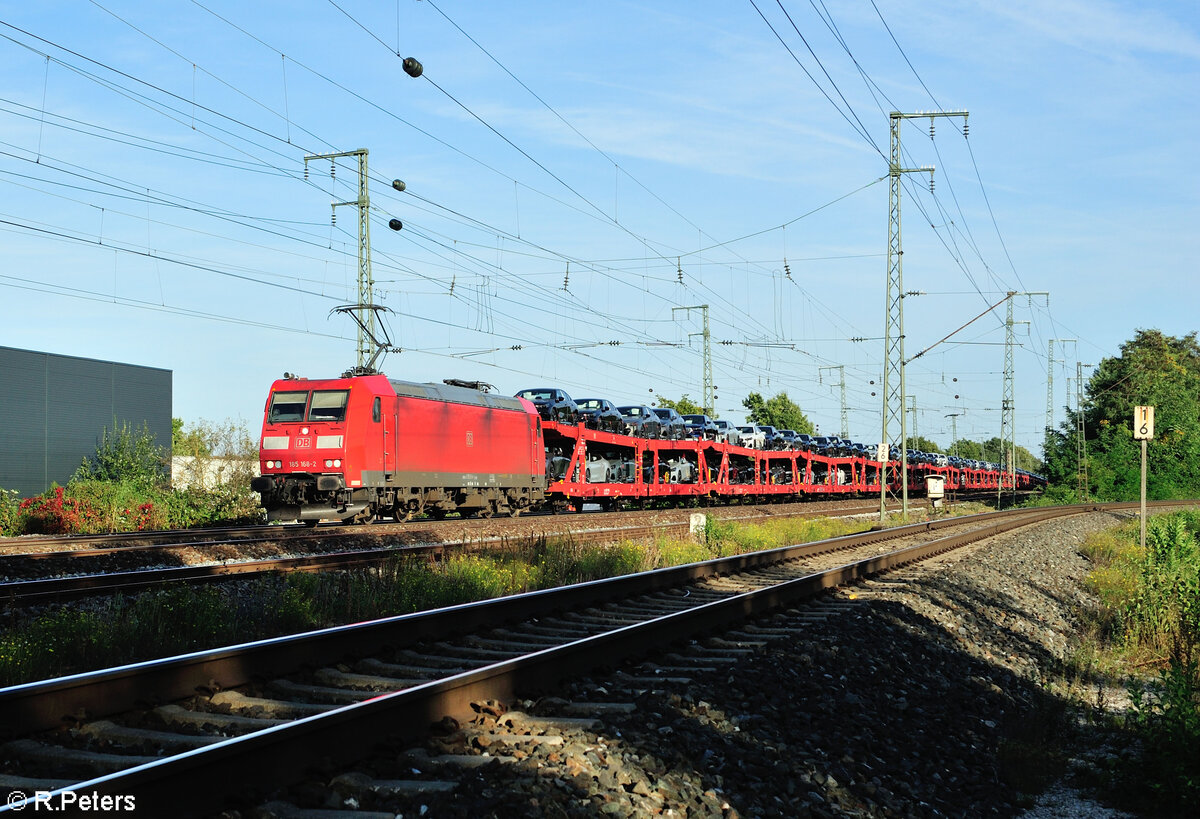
[882,110,967,521]
[819,365,848,438]
[305,149,375,371]
[1076,361,1093,500]
[1045,338,1076,444]
[673,305,712,415]
[999,291,1046,501]
[945,411,964,456]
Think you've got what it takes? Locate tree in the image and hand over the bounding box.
[655,394,706,417]
[905,436,942,454]
[173,417,213,457]
[742,392,814,434]
[1043,329,1200,500]
[172,418,260,491]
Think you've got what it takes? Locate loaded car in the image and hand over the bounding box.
[681,414,719,440]
[652,407,687,440]
[758,425,782,449]
[575,398,625,433]
[515,387,579,424]
[617,404,663,438]
[736,425,767,449]
[713,419,742,446]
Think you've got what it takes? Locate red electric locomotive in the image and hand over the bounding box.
[251,375,546,524]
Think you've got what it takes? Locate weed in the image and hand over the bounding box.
[1078,511,1200,815]
[0,513,881,687]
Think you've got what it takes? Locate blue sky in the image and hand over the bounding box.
[1,1,1197,458]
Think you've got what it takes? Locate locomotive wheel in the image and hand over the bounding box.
[302,519,319,528]
[427,508,448,520]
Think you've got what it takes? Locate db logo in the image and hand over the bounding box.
[295,437,312,449]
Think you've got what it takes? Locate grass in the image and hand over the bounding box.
[0,513,879,687]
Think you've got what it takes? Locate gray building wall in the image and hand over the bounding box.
[0,346,172,497]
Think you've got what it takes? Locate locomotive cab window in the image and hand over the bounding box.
[308,390,350,422]
[268,391,309,423]
[372,396,381,422]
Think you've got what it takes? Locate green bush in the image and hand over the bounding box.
[1127,658,1200,813]
[73,421,168,490]
[7,480,264,535]
[0,487,21,536]
[1084,511,1200,814]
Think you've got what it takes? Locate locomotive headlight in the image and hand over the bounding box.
[301,427,309,435]
[334,459,341,467]
[324,459,332,468]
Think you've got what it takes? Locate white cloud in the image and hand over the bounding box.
[982,0,1200,60]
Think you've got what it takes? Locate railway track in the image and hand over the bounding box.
[0,497,904,558]
[0,499,916,604]
[0,503,1100,816]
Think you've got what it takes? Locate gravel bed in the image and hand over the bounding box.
[269,509,1141,818]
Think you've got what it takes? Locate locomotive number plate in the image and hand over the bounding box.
[288,459,319,469]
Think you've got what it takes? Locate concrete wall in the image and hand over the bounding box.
[171,456,259,491]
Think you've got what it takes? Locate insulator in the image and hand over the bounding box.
[303,165,309,181]
[929,121,935,139]
[962,122,969,138]
[388,218,403,231]
[929,177,935,193]
[403,57,423,78]
[331,210,336,225]
[784,260,792,280]
[330,162,336,179]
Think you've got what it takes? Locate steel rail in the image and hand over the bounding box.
[0,496,929,557]
[0,504,904,603]
[1,504,1079,817]
[0,504,1083,737]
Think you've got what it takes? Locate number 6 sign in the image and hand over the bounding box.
[1134,405,1155,440]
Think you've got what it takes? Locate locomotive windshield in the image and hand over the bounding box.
[268,391,308,423]
[308,390,350,422]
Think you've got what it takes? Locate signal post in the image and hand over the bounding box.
[1134,405,1154,552]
